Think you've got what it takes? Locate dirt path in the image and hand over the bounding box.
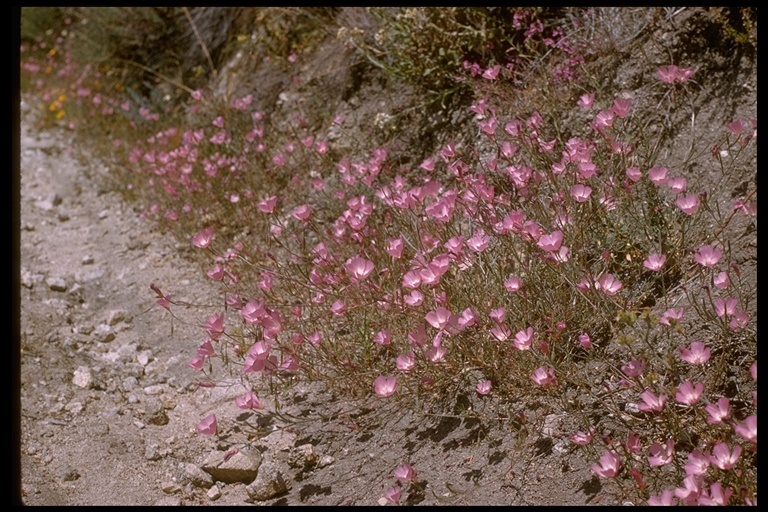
[18,98,253,505]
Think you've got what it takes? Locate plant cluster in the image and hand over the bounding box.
[20,7,756,505]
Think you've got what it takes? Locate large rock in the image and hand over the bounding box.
[201,448,262,484]
[245,459,292,502]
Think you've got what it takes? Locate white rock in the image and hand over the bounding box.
[72,367,92,389]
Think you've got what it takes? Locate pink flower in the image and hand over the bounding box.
[426,307,452,330]
[374,329,391,346]
[647,490,676,506]
[570,184,592,202]
[197,414,218,435]
[194,339,215,359]
[387,237,404,258]
[466,230,490,252]
[257,196,277,213]
[489,307,507,324]
[513,327,534,350]
[643,253,667,271]
[594,109,615,130]
[657,65,694,84]
[203,313,225,340]
[648,439,675,467]
[374,375,397,397]
[291,204,312,221]
[626,431,642,453]
[397,351,416,372]
[504,276,522,292]
[530,366,557,387]
[578,333,592,349]
[676,194,700,215]
[383,485,401,504]
[476,380,492,395]
[235,391,264,410]
[192,226,214,248]
[685,450,710,476]
[665,176,687,193]
[570,427,595,445]
[188,355,205,370]
[490,323,511,342]
[733,415,756,444]
[611,98,631,118]
[647,167,669,185]
[709,442,742,470]
[596,273,622,295]
[621,359,645,377]
[482,64,501,80]
[626,166,642,182]
[330,299,346,316]
[394,463,416,483]
[713,271,730,289]
[729,310,749,331]
[638,389,667,413]
[675,474,702,505]
[345,256,375,282]
[713,297,738,318]
[591,450,621,478]
[676,381,704,406]
[705,397,731,424]
[458,308,477,328]
[577,93,595,109]
[693,244,722,267]
[750,361,757,381]
[659,307,684,326]
[679,341,711,365]
[403,289,424,307]
[698,482,731,506]
[537,230,563,252]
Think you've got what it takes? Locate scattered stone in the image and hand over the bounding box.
[161,481,181,494]
[137,350,153,366]
[154,496,182,506]
[64,401,84,415]
[81,255,94,265]
[72,366,93,389]
[245,459,292,501]
[318,454,335,468]
[121,377,139,392]
[60,467,80,482]
[76,323,95,336]
[254,429,297,452]
[57,211,70,222]
[35,192,62,211]
[288,443,319,470]
[47,277,68,292]
[145,443,162,461]
[143,397,169,426]
[201,448,262,484]
[143,384,165,396]
[97,209,109,220]
[107,309,127,326]
[176,462,214,489]
[21,269,43,288]
[377,497,389,506]
[93,323,115,343]
[79,268,105,283]
[207,486,222,501]
[133,419,145,429]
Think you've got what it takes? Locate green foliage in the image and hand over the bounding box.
[20,7,66,43]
